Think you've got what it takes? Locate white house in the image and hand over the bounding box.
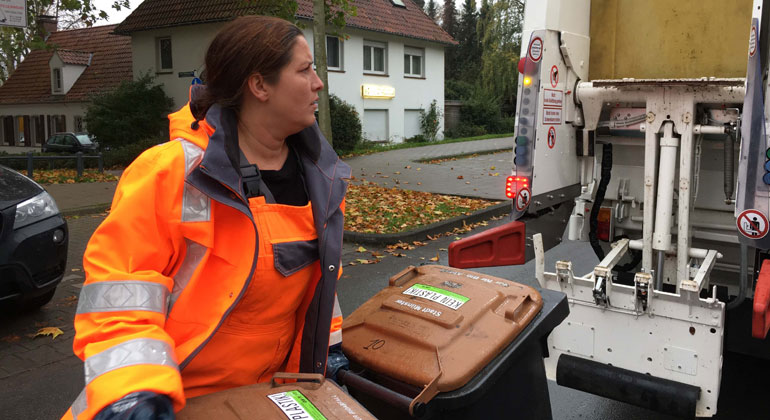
[0,24,132,147]
[114,0,455,142]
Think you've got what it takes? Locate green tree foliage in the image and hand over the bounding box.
[85,74,174,149]
[479,0,524,113]
[328,94,362,154]
[426,1,439,21]
[455,0,481,81]
[0,1,131,84]
[441,0,458,79]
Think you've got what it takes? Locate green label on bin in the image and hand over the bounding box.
[402,283,469,310]
[267,390,328,420]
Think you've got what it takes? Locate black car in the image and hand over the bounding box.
[42,132,99,154]
[0,165,68,311]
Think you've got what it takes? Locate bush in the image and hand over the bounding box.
[446,125,487,139]
[404,134,426,143]
[419,100,443,142]
[329,94,362,154]
[445,79,474,101]
[85,73,174,150]
[103,137,165,168]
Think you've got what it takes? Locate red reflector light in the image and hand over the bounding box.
[517,57,527,74]
[597,207,612,241]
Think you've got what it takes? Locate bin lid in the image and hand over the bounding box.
[178,373,376,420]
[342,265,543,398]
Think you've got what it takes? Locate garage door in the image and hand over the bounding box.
[363,109,388,141]
[403,110,421,140]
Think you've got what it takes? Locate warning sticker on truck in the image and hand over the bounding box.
[268,391,328,420]
[403,283,469,310]
[543,89,563,108]
[543,108,562,125]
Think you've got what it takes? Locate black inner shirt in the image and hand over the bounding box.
[259,148,309,206]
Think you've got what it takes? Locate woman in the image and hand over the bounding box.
[62,16,350,420]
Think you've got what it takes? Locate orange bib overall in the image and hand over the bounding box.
[182,197,320,397]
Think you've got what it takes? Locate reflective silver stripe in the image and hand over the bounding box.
[77,281,169,315]
[71,388,87,420]
[329,295,343,345]
[84,338,178,385]
[329,329,342,346]
[169,239,207,313]
[179,138,210,222]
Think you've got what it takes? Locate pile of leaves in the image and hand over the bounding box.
[32,169,119,185]
[344,181,499,234]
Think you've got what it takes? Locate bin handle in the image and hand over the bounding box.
[389,265,418,287]
[270,372,325,389]
[409,348,443,416]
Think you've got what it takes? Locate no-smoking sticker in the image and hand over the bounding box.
[737,209,768,239]
[516,187,531,211]
[547,126,556,149]
[550,65,559,88]
[529,37,543,62]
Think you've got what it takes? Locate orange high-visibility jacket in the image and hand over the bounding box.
[64,89,350,419]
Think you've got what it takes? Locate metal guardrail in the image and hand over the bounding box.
[0,152,103,178]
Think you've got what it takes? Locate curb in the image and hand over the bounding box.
[62,203,111,218]
[343,201,512,246]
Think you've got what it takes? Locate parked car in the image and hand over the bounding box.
[42,132,99,154]
[0,164,68,311]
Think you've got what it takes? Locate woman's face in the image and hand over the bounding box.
[265,35,324,133]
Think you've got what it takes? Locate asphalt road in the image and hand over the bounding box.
[1,210,768,419]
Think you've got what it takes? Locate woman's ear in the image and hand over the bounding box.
[246,73,269,102]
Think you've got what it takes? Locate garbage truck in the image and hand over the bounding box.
[476,0,769,417]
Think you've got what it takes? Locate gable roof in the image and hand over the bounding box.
[0,25,132,105]
[56,49,93,66]
[114,0,456,45]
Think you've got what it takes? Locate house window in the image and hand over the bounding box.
[157,37,173,71]
[404,47,424,77]
[52,68,62,93]
[363,41,387,74]
[74,116,84,132]
[327,36,343,70]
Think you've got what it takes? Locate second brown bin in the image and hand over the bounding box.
[340,264,565,418]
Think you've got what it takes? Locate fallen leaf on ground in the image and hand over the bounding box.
[457,175,464,179]
[430,252,440,262]
[356,259,371,264]
[71,268,80,272]
[357,246,367,253]
[35,327,64,340]
[1,335,20,343]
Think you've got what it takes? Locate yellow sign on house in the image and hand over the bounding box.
[361,84,396,99]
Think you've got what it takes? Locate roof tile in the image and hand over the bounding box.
[0,25,132,105]
[115,0,455,45]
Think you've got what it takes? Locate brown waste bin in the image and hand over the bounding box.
[339,264,568,419]
[178,373,376,420]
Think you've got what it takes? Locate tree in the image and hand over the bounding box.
[479,0,525,112]
[426,1,439,22]
[85,74,174,149]
[313,0,333,144]
[456,0,481,81]
[0,1,131,85]
[441,0,458,79]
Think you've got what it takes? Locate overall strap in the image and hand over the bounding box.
[239,150,276,203]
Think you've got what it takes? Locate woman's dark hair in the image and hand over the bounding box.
[191,16,304,120]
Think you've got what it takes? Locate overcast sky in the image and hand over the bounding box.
[96,0,470,25]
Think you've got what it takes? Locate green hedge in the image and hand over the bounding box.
[329,94,362,154]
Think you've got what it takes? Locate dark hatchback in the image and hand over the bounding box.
[0,165,68,311]
[42,132,99,154]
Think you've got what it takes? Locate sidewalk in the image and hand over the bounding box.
[45,136,514,221]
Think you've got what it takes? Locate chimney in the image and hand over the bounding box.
[36,15,58,41]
